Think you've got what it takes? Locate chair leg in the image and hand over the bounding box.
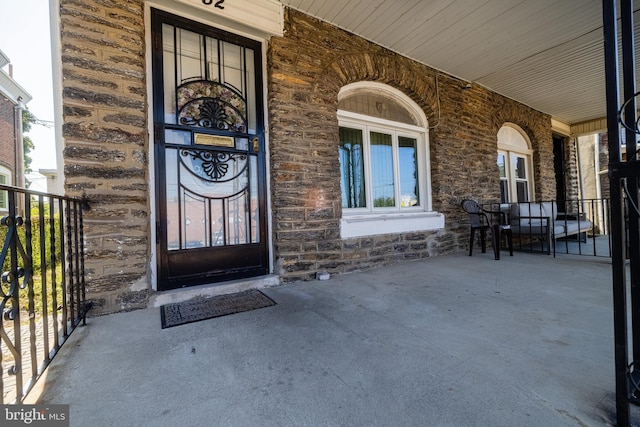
[492,225,501,260]
[506,229,513,256]
[469,228,475,256]
[480,228,486,253]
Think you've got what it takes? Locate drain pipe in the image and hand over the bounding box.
[13,102,25,189]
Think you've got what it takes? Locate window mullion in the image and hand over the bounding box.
[507,151,515,203]
[392,131,401,210]
[363,126,374,212]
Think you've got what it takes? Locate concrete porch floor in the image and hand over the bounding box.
[28,250,639,426]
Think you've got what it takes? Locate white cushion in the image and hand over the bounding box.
[541,202,558,220]
[510,202,557,220]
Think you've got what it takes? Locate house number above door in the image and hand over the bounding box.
[175,0,283,36]
[202,0,224,9]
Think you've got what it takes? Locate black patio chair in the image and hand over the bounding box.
[461,199,513,260]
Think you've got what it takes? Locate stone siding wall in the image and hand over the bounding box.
[599,134,611,200]
[58,4,556,312]
[59,0,148,314]
[268,9,554,281]
[563,137,581,201]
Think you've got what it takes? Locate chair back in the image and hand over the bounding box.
[461,199,486,228]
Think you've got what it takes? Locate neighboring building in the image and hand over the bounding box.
[38,168,64,195]
[54,1,583,314]
[0,49,32,213]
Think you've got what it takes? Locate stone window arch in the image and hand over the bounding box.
[337,82,442,238]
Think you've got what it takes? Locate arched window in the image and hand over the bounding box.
[497,124,534,203]
[337,82,442,238]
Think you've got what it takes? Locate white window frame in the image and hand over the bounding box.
[0,166,11,212]
[340,114,426,213]
[497,124,534,203]
[337,83,443,238]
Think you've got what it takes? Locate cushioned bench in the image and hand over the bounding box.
[508,201,592,255]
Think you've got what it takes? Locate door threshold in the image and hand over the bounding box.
[149,274,280,308]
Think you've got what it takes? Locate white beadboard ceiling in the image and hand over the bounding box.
[282,0,639,126]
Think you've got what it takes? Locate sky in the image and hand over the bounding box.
[0,0,56,191]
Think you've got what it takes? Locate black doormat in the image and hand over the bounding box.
[160,289,276,329]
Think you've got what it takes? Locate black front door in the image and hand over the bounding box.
[553,135,567,213]
[151,9,268,290]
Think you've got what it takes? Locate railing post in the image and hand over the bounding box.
[1,189,24,402]
[24,194,38,391]
[79,200,87,325]
[620,0,640,374]
[38,195,50,363]
[59,197,68,339]
[603,0,634,425]
[73,201,82,326]
[65,199,75,329]
[48,195,59,352]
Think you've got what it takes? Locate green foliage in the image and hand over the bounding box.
[373,197,395,207]
[23,135,34,176]
[0,201,64,313]
[22,108,35,134]
[22,108,39,185]
[1,204,62,273]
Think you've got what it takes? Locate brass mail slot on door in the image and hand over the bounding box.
[194,133,234,147]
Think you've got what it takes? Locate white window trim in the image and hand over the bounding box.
[337,89,443,238]
[0,165,11,212]
[341,211,444,238]
[498,149,534,203]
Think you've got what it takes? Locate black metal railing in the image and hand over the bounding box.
[0,184,89,404]
[486,198,629,258]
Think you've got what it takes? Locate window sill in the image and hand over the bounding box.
[340,211,445,238]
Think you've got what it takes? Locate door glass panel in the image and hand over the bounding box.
[176,81,247,132]
[162,24,177,125]
[250,155,259,242]
[398,136,418,207]
[206,37,220,82]
[226,193,248,245]
[222,41,243,91]
[165,129,191,145]
[236,137,249,151]
[339,127,366,208]
[165,145,255,250]
[370,131,394,207]
[245,49,257,134]
[177,28,203,82]
[183,191,207,248]
[166,149,180,250]
[211,199,224,246]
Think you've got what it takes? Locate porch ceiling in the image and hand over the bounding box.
[282,0,640,126]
